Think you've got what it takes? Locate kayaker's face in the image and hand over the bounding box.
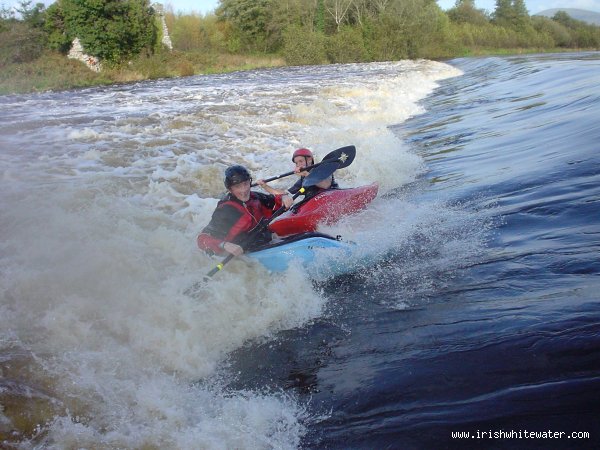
[229,180,251,202]
[294,156,313,170]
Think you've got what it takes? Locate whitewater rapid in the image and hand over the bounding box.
[0,60,461,447]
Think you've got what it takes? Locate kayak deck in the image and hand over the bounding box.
[247,232,356,276]
[269,183,378,236]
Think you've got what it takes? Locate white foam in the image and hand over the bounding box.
[0,59,462,447]
[1,189,322,447]
[67,127,101,140]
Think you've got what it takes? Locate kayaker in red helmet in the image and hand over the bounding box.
[257,148,338,196]
[197,165,293,257]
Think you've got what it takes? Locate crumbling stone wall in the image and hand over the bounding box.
[67,3,172,72]
[153,2,173,50]
[67,37,102,72]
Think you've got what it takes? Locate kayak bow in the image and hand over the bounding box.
[269,183,378,236]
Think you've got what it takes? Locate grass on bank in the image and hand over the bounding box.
[0,52,111,94]
[0,50,285,95]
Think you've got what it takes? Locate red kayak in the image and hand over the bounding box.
[269,183,378,237]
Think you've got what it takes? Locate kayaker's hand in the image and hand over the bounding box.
[282,193,293,209]
[294,167,309,177]
[256,179,266,186]
[223,242,244,256]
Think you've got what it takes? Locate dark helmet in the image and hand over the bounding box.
[224,165,251,189]
[292,148,313,162]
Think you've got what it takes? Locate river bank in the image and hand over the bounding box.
[0,47,587,96]
[0,51,286,95]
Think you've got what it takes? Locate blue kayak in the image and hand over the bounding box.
[247,232,358,277]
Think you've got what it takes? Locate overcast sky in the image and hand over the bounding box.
[6,0,600,16]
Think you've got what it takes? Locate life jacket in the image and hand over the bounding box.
[288,174,338,196]
[198,191,278,254]
[218,192,274,249]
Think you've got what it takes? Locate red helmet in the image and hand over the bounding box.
[292,148,313,162]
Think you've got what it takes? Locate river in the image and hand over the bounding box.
[1,53,599,448]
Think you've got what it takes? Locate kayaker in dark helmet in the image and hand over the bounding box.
[197,165,294,256]
[257,148,338,196]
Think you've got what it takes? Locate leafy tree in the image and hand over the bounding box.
[325,0,354,31]
[316,0,325,32]
[1,3,16,33]
[268,0,320,32]
[283,24,327,64]
[170,13,214,52]
[264,0,315,52]
[493,0,529,30]
[368,0,446,59]
[513,0,527,17]
[0,21,46,65]
[511,0,529,29]
[492,0,512,26]
[1,3,15,20]
[45,1,71,52]
[552,11,578,28]
[15,1,45,28]
[217,0,273,52]
[1,1,47,65]
[448,0,488,26]
[45,0,157,63]
[552,11,600,48]
[531,15,570,47]
[326,24,367,62]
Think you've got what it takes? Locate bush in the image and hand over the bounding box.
[325,26,368,63]
[127,51,175,79]
[169,14,200,51]
[45,2,72,53]
[448,2,489,26]
[366,15,409,61]
[573,27,600,48]
[283,25,327,66]
[176,60,195,77]
[532,16,571,47]
[0,22,46,67]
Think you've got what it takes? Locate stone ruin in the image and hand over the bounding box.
[153,2,173,50]
[67,2,172,72]
[67,37,102,72]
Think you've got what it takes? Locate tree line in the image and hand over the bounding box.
[1,0,599,76]
[209,0,599,63]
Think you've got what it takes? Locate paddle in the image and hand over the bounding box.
[202,160,343,282]
[251,145,356,187]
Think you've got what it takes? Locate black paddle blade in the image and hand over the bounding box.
[320,145,356,169]
[252,145,356,186]
[302,161,340,187]
[301,146,355,187]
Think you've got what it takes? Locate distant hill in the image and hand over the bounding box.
[535,8,600,26]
